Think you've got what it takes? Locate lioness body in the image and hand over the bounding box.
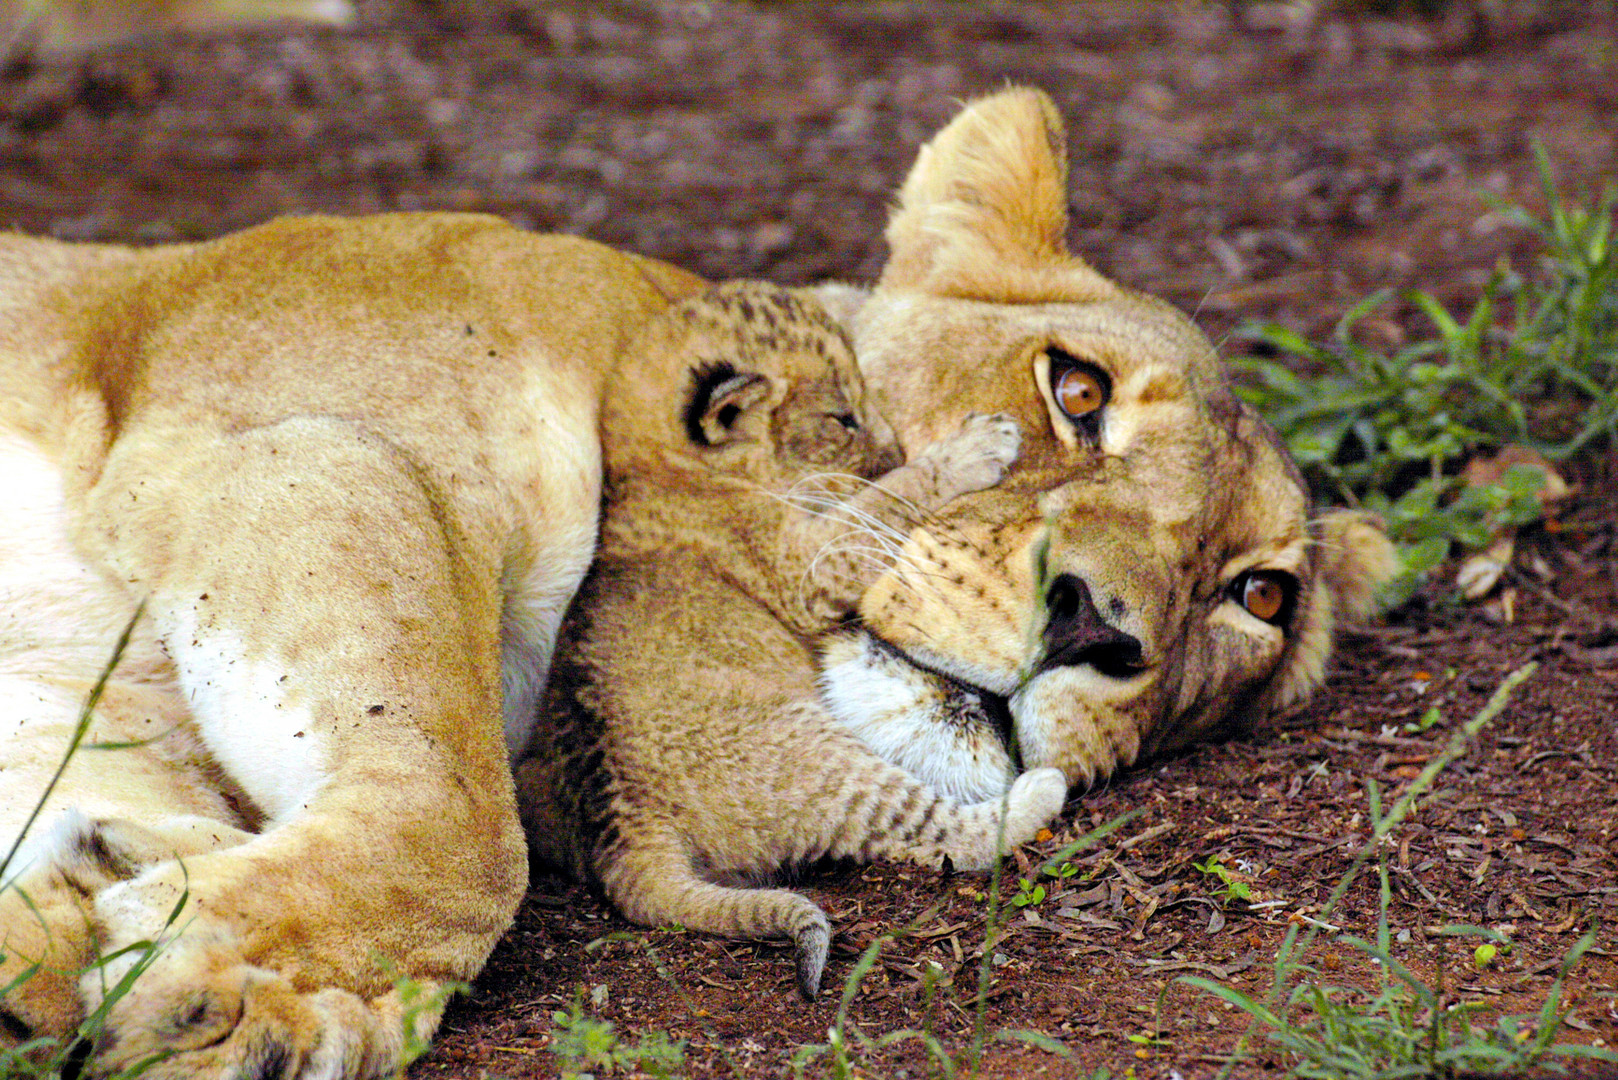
[516,283,1066,996]
[0,88,1392,1079]
[0,214,701,1074]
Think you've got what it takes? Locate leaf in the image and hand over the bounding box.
[1176,975,1286,1030]
[995,1029,1073,1057]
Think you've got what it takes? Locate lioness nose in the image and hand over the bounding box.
[1040,574,1144,678]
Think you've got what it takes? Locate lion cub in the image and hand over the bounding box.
[515,282,1067,998]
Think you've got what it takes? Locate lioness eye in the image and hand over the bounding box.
[1048,350,1109,422]
[1233,571,1296,625]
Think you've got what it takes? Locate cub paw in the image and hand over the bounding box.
[1003,766,1069,843]
[920,412,1021,503]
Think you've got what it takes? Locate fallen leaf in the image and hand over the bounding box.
[1457,536,1514,600]
[1461,444,1570,505]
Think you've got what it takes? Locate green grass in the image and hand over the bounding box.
[782,813,1142,1080]
[1235,149,1616,593]
[1193,856,1255,906]
[547,988,685,1080]
[1180,663,1618,1079]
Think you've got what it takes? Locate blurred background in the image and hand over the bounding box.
[2,0,1613,346]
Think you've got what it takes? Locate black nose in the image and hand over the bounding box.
[1040,573,1144,678]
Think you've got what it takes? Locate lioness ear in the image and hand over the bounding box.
[882,86,1079,294]
[1315,510,1399,624]
[1268,510,1399,710]
[797,283,869,334]
[683,362,770,447]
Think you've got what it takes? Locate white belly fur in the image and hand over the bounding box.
[497,374,603,759]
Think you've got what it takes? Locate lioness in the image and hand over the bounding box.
[1,86,1392,1078]
[802,88,1395,802]
[0,216,706,1075]
[516,280,1068,999]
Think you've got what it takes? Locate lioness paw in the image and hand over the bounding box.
[84,931,422,1080]
[920,412,1021,502]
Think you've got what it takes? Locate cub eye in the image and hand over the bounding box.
[1047,349,1110,424]
[834,413,859,430]
[1230,570,1297,626]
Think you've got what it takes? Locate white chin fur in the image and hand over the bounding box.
[817,632,1016,803]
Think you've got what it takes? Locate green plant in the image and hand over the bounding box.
[1192,856,1253,906]
[1008,859,1084,910]
[1046,860,1079,881]
[1402,705,1446,735]
[1180,662,1618,1078]
[376,960,469,1075]
[789,813,1141,1079]
[1235,151,1616,588]
[548,990,685,1080]
[1009,877,1046,909]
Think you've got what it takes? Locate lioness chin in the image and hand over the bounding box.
[0,86,1392,1078]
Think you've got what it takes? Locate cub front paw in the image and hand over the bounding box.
[923,412,1022,501]
[1005,766,1070,841]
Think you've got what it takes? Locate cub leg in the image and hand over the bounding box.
[596,703,1065,999]
[69,419,527,1080]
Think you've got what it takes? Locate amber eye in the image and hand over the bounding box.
[1232,571,1297,625]
[1048,351,1109,424]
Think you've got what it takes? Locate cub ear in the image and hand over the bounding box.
[683,362,770,447]
[882,86,1077,293]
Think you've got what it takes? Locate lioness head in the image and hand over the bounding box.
[812,88,1396,794]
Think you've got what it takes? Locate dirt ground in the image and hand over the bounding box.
[3,2,1615,1077]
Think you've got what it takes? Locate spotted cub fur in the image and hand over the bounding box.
[514,282,1067,997]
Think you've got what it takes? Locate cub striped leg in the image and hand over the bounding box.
[592,712,1065,999]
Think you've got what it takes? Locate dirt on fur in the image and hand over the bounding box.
[2,3,1614,1077]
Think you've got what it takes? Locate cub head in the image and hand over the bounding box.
[813,88,1397,789]
[601,279,902,495]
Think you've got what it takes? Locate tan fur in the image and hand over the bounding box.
[807,87,1396,800]
[515,281,1066,998]
[0,86,1393,1076]
[0,214,704,1077]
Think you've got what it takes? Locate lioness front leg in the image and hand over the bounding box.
[73,419,527,1079]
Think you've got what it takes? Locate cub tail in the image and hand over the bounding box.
[598,844,833,999]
